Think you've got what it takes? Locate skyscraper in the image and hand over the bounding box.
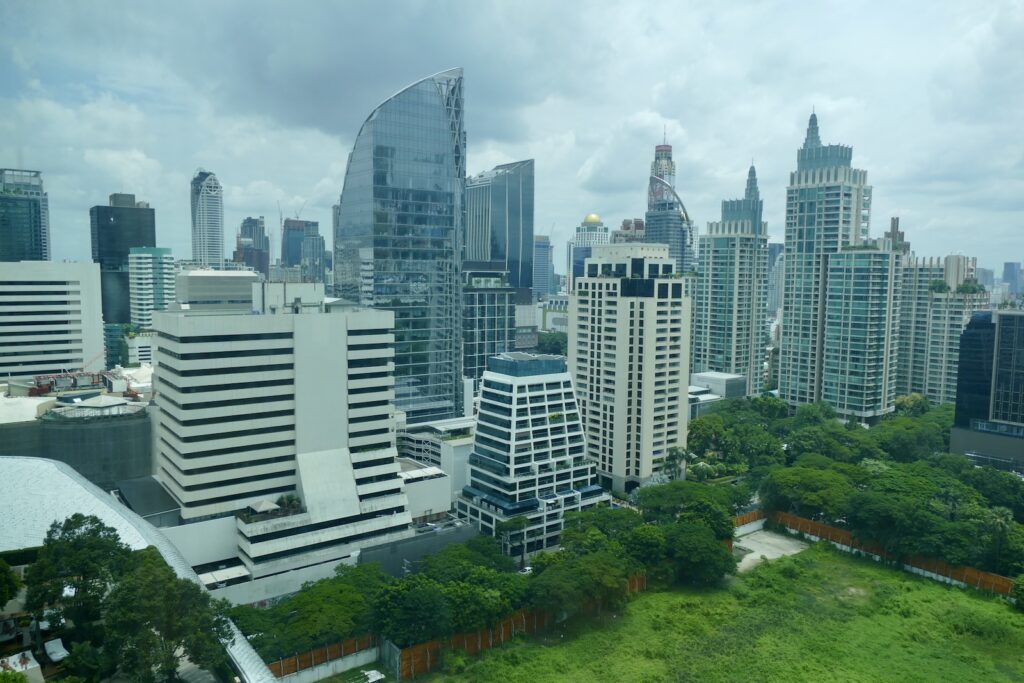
[821,238,901,421]
[1002,262,1022,297]
[611,218,645,243]
[461,268,515,385]
[570,244,690,493]
[334,69,464,424]
[281,218,316,268]
[643,144,695,274]
[693,165,768,395]
[465,159,535,301]
[128,247,175,328]
[90,193,156,368]
[0,169,50,261]
[778,113,872,408]
[532,235,555,302]
[190,169,223,269]
[233,216,270,278]
[566,213,609,292]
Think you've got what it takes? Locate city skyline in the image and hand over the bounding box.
[1,3,1020,273]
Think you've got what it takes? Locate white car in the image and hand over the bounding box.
[44,638,70,663]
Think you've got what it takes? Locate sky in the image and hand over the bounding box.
[1,1,1022,273]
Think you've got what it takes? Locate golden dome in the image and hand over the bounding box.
[583,213,602,224]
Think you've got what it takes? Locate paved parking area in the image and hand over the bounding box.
[734,530,809,572]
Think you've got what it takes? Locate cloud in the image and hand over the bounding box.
[0,0,1021,270]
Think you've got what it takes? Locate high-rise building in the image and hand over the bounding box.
[1002,262,1022,297]
[643,144,695,274]
[90,193,157,368]
[767,242,784,274]
[532,235,555,302]
[233,216,270,278]
[821,238,901,422]
[976,267,995,289]
[566,213,609,292]
[299,223,326,284]
[128,247,175,329]
[0,261,103,379]
[456,353,608,554]
[610,218,645,244]
[152,284,413,578]
[779,113,872,409]
[767,252,785,317]
[174,268,258,312]
[693,165,768,395]
[462,268,515,385]
[190,169,223,269]
[334,69,464,424]
[0,169,50,261]
[898,241,988,405]
[281,218,319,270]
[951,310,1024,469]
[569,244,690,492]
[465,159,535,302]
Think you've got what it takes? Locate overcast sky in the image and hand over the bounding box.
[2,1,1022,272]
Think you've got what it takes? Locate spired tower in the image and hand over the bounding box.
[643,143,695,274]
[693,165,768,395]
[190,169,224,269]
[778,113,872,408]
[334,69,465,424]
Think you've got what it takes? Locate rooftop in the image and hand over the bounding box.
[0,394,54,425]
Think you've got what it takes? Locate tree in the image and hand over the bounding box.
[759,467,855,520]
[537,331,568,355]
[283,578,368,649]
[104,547,232,683]
[25,513,131,628]
[441,581,509,633]
[664,523,736,586]
[663,447,688,481]
[373,575,451,647]
[0,673,28,683]
[621,524,667,567]
[0,558,20,607]
[574,551,629,613]
[678,498,734,540]
[527,558,584,618]
[894,393,931,417]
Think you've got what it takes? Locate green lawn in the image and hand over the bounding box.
[431,544,1024,682]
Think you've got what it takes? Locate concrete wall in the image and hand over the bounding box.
[161,515,238,567]
[211,556,355,606]
[272,647,378,683]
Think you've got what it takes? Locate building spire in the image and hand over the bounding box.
[745,164,759,201]
[803,111,822,149]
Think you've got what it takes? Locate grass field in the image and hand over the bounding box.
[431,543,1024,683]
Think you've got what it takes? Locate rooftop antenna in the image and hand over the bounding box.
[663,125,666,145]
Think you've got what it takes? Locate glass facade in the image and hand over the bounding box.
[992,311,1024,424]
[643,145,695,274]
[954,311,995,428]
[462,269,515,384]
[335,69,464,423]
[465,159,534,299]
[0,169,50,261]
[191,170,223,269]
[90,200,156,324]
[532,235,555,301]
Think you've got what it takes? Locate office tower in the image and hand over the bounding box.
[643,144,695,274]
[566,213,609,292]
[465,159,535,302]
[1003,262,1022,297]
[899,245,988,405]
[462,268,515,384]
[300,223,326,283]
[693,165,768,395]
[281,218,319,270]
[456,352,608,554]
[128,247,175,328]
[821,238,901,422]
[779,113,872,408]
[174,269,258,311]
[334,69,464,424]
[152,283,413,577]
[951,310,1024,469]
[0,169,50,261]
[976,267,995,289]
[190,169,223,269]
[90,193,157,368]
[0,262,103,379]
[569,244,690,492]
[767,252,785,316]
[767,242,784,273]
[233,216,270,278]
[532,235,555,301]
[610,218,645,244]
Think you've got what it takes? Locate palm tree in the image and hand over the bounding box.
[988,507,1014,572]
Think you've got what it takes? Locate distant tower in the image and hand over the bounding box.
[693,165,768,394]
[643,144,695,274]
[566,213,609,292]
[190,169,224,269]
[0,169,50,261]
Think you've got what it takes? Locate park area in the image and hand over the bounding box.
[431,543,1024,683]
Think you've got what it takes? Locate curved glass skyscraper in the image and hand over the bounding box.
[190,169,223,269]
[335,68,465,423]
[643,144,695,274]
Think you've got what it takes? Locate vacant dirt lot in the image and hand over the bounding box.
[734,530,809,572]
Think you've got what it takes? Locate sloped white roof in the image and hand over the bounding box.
[0,457,274,682]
